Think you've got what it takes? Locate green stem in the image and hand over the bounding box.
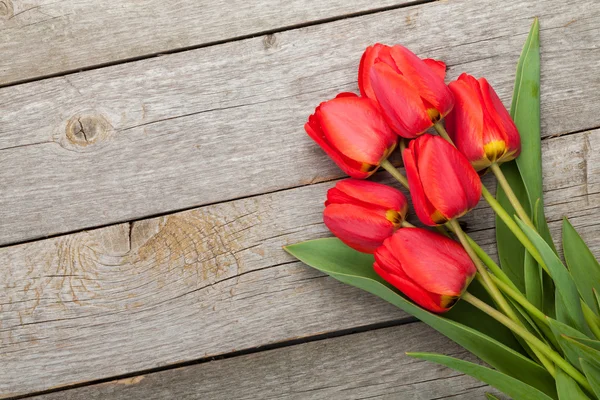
[464,292,591,392]
[489,163,535,229]
[399,138,407,156]
[490,275,548,326]
[380,159,409,189]
[449,220,519,323]
[481,186,550,275]
[446,222,516,290]
[449,220,556,371]
[433,122,454,145]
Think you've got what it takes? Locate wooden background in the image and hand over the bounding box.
[1,0,599,398]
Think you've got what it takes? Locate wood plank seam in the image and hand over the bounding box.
[6,317,419,400]
[21,323,500,400]
[0,0,436,90]
[0,124,594,251]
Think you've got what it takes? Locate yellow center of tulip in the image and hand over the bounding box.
[483,140,506,162]
[440,295,459,309]
[430,209,448,225]
[426,108,441,123]
[385,209,404,228]
[360,163,377,173]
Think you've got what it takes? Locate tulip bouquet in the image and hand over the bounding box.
[286,19,600,399]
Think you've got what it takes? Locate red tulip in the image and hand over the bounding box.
[374,228,476,313]
[404,134,481,226]
[358,44,454,138]
[324,179,408,253]
[305,93,397,179]
[446,73,521,171]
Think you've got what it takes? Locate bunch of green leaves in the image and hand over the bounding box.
[286,19,600,399]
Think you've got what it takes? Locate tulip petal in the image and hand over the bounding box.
[374,261,448,313]
[391,228,476,296]
[324,204,395,253]
[417,135,482,219]
[333,179,408,212]
[478,78,521,160]
[359,44,387,101]
[403,144,443,225]
[389,46,454,117]
[319,96,396,165]
[304,116,370,179]
[370,62,432,138]
[447,76,486,166]
[374,242,448,312]
[423,58,447,80]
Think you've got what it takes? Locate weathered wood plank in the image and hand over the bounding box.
[1,0,599,246]
[31,323,502,400]
[1,130,597,397]
[0,0,416,86]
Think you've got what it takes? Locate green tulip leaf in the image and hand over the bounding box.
[557,335,600,382]
[581,359,600,398]
[512,18,546,222]
[563,335,600,355]
[548,317,591,370]
[485,393,500,400]
[496,18,556,309]
[534,199,557,317]
[582,302,600,341]
[556,368,592,400]
[525,247,543,311]
[517,220,590,336]
[285,238,557,398]
[511,17,541,204]
[407,352,554,400]
[571,336,600,352]
[563,218,600,316]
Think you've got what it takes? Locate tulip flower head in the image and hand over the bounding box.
[374,228,476,313]
[359,44,454,138]
[404,134,482,226]
[305,93,397,179]
[446,73,521,171]
[324,179,408,253]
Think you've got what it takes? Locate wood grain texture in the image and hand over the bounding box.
[1,0,599,246]
[0,0,415,86]
[1,130,598,397]
[31,323,502,400]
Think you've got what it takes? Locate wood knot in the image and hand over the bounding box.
[263,34,278,50]
[0,0,13,18]
[65,113,111,147]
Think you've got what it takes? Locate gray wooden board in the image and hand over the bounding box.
[0,0,415,86]
[1,0,599,246]
[0,130,598,397]
[31,322,503,400]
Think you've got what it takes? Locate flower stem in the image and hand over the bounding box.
[489,163,535,229]
[446,222,515,290]
[449,220,518,323]
[463,292,592,392]
[448,220,557,371]
[380,159,409,189]
[481,186,550,275]
[490,275,548,326]
[433,122,454,145]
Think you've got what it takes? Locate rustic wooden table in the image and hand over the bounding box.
[0,0,598,398]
